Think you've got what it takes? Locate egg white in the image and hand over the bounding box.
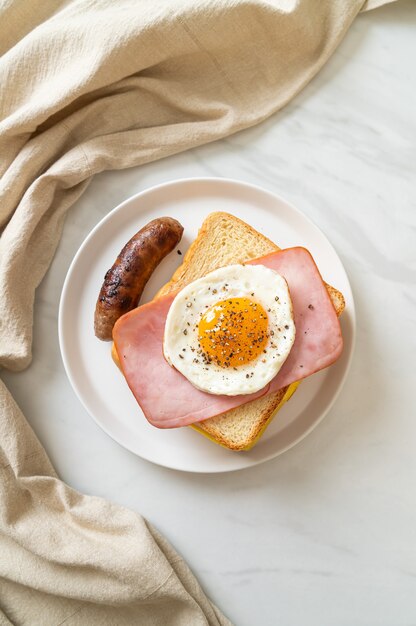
[163,264,296,396]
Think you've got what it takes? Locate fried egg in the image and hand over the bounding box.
[163,264,296,396]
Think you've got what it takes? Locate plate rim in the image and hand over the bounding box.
[58,176,356,473]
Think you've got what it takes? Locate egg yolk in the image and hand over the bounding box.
[198,297,269,368]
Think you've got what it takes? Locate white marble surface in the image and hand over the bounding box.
[3,2,416,624]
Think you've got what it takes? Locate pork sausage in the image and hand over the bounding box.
[94,217,183,340]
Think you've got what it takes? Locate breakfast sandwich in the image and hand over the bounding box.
[95,212,345,451]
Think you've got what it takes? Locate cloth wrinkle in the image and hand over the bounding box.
[177,15,243,102]
[143,570,175,601]
[59,119,93,177]
[56,607,84,626]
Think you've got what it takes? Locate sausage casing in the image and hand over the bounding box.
[94,217,183,340]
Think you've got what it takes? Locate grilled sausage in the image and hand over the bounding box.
[94,217,183,340]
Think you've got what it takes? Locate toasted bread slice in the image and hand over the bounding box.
[157,212,345,451]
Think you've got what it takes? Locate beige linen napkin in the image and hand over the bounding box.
[0,1,395,624]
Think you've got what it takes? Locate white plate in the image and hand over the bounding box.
[59,177,355,473]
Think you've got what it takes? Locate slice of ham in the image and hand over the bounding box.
[113,247,343,428]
